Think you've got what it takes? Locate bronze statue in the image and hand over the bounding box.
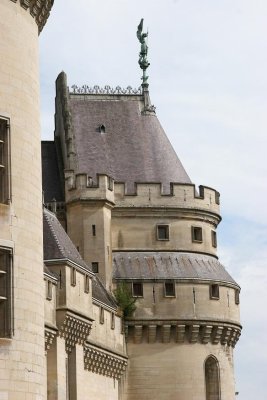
[137,19,150,85]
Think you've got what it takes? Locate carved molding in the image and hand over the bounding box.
[45,327,57,353]
[84,345,127,380]
[57,311,92,353]
[71,85,142,95]
[126,321,241,348]
[10,1,54,33]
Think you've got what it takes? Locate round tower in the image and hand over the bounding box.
[0,1,53,399]
[113,182,241,400]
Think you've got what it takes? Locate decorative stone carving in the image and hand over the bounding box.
[126,321,241,348]
[176,324,186,343]
[57,311,92,353]
[10,0,54,33]
[45,327,57,353]
[148,325,157,343]
[71,85,142,95]
[162,324,171,343]
[84,346,127,380]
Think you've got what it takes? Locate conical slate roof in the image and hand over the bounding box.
[69,93,191,193]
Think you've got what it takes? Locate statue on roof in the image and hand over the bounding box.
[137,19,150,86]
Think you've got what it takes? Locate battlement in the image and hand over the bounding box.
[65,173,220,215]
[114,182,220,215]
[65,172,115,205]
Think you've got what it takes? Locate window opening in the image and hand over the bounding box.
[92,262,99,273]
[46,280,52,300]
[205,356,221,400]
[235,289,240,305]
[100,307,104,324]
[210,284,219,300]
[0,118,10,204]
[71,267,76,286]
[157,225,169,240]
[192,226,203,242]
[0,247,13,337]
[132,282,143,297]
[92,225,96,236]
[111,312,115,329]
[99,124,106,133]
[164,281,175,297]
[211,230,217,248]
[84,274,90,293]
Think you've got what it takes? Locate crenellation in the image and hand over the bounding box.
[114,182,220,215]
[65,172,115,205]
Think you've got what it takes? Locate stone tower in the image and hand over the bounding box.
[42,69,241,399]
[0,1,53,399]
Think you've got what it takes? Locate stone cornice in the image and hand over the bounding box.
[84,345,127,380]
[10,0,54,33]
[125,321,241,348]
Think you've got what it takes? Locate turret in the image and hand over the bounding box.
[0,1,53,399]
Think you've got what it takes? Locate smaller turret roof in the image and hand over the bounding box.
[43,208,117,308]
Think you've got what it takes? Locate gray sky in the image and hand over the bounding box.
[40,1,267,398]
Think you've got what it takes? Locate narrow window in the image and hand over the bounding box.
[92,224,96,236]
[192,226,203,242]
[111,312,115,330]
[210,284,219,300]
[84,274,90,293]
[92,262,99,273]
[235,289,240,305]
[108,176,113,191]
[46,280,52,300]
[157,225,169,240]
[0,118,10,204]
[164,282,176,297]
[205,356,221,400]
[99,124,106,133]
[100,307,104,324]
[132,282,143,297]
[211,230,217,248]
[0,247,13,337]
[71,267,76,286]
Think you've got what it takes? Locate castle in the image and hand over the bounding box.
[0,1,241,399]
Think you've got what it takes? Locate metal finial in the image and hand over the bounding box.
[137,18,150,87]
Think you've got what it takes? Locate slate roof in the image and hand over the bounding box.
[42,141,64,203]
[113,252,237,286]
[69,95,191,193]
[43,208,116,309]
[43,208,89,269]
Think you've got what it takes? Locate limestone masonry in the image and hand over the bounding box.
[0,1,241,399]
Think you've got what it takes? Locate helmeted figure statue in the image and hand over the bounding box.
[137,18,150,84]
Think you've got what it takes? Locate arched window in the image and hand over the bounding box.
[205,356,221,400]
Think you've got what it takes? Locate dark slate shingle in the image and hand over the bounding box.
[113,252,237,285]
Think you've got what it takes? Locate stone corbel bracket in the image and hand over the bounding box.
[10,0,54,33]
[126,321,241,348]
[84,345,128,380]
[57,310,93,354]
[45,326,57,353]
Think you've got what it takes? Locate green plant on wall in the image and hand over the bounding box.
[113,282,136,318]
